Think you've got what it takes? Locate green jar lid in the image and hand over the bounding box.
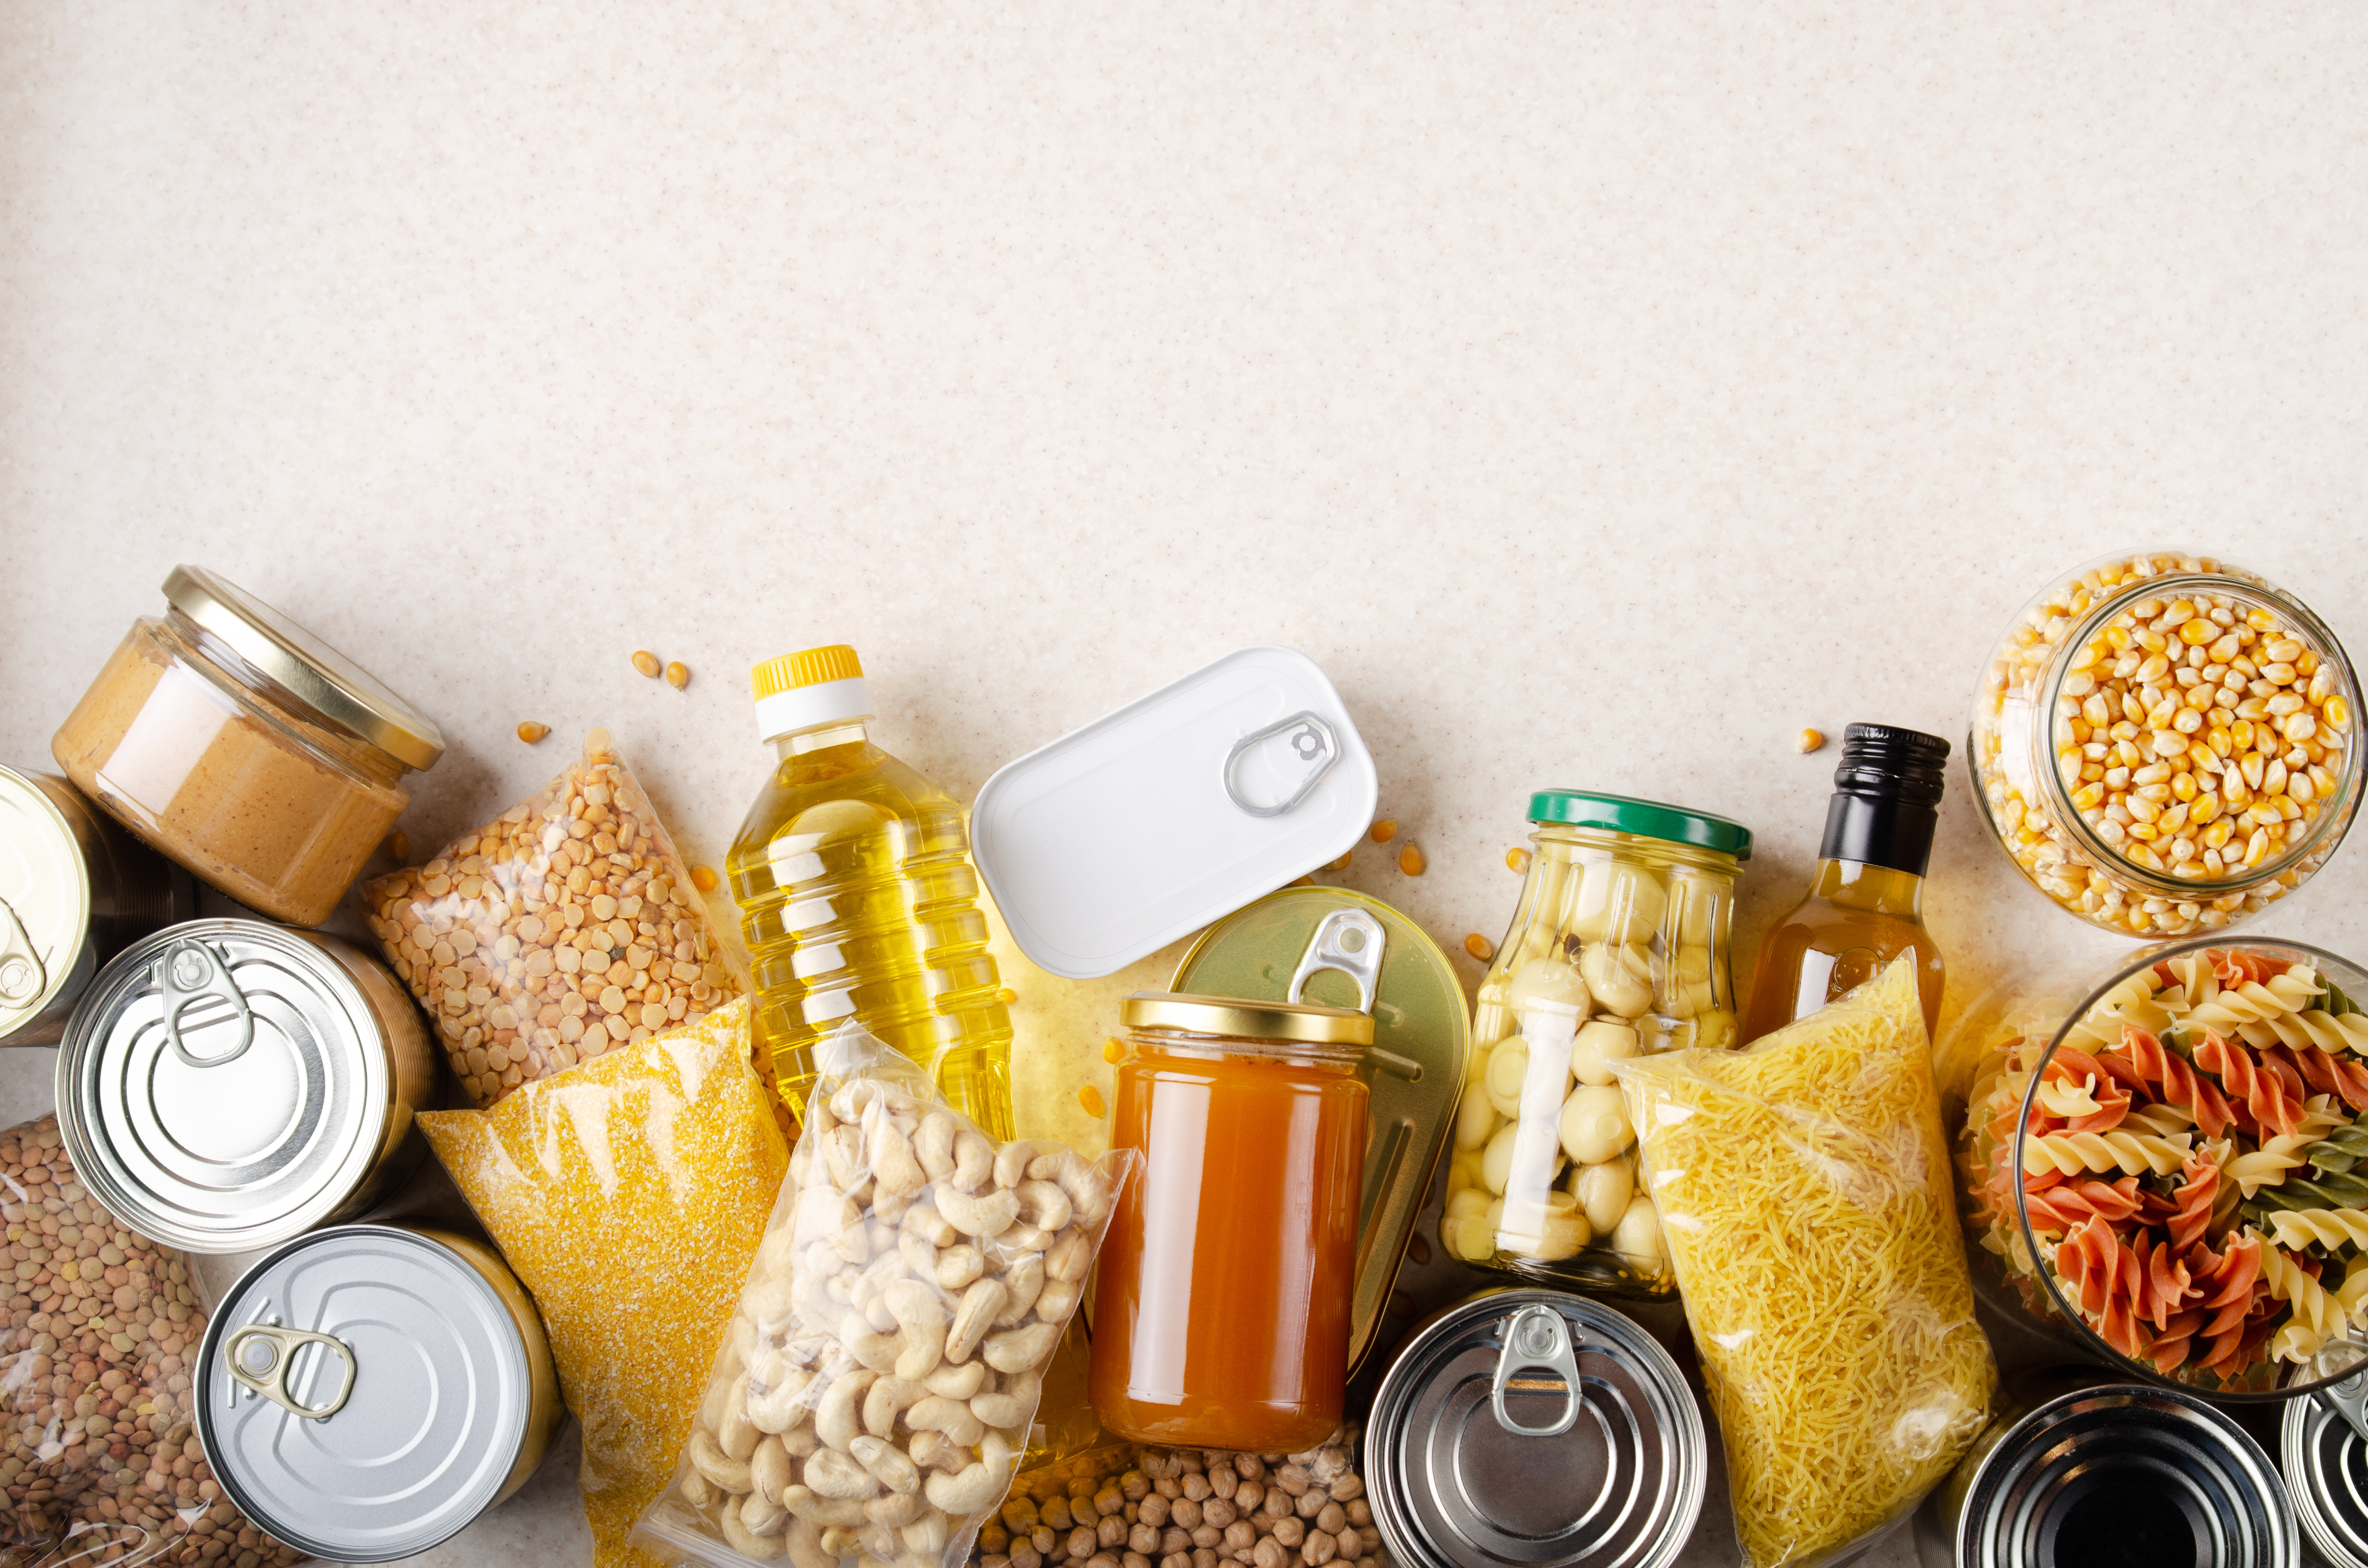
[1527,789,1754,861]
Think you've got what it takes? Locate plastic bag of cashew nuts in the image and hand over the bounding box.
[632,1022,1138,1568]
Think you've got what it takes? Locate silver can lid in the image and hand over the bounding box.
[57,919,393,1252]
[2284,1380,2368,1568]
[0,765,92,1041]
[197,1225,533,1562]
[1954,1384,2295,1568]
[1367,1288,1705,1568]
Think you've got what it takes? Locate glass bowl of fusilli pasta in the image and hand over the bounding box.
[1955,936,2368,1398]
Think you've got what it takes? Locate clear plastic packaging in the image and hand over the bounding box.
[1952,937,2368,1397]
[365,729,745,1108]
[634,1022,1135,1568]
[0,1115,308,1568]
[1970,549,2360,936]
[1613,958,1994,1568]
[419,998,789,1568]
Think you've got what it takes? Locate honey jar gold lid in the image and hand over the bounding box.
[163,565,445,771]
[1122,990,1375,1046]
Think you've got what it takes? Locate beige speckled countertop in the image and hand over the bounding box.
[7,5,2368,1565]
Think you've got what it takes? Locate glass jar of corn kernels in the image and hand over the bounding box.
[1971,551,2361,937]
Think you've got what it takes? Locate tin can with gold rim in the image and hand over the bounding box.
[0,764,195,1045]
[196,1223,563,1561]
[57,918,438,1251]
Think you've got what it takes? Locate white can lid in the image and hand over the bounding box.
[972,645,1378,979]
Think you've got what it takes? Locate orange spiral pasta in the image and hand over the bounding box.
[2195,1030,2307,1139]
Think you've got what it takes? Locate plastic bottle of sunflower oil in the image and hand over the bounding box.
[727,645,1014,1137]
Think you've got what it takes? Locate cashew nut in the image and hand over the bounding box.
[719,1381,763,1461]
[722,1509,787,1560]
[883,1280,949,1380]
[864,1489,928,1527]
[815,1369,876,1450]
[900,1200,957,1248]
[784,1518,833,1568]
[742,1492,790,1535]
[934,1183,1019,1238]
[925,1429,1021,1514]
[984,1322,1061,1373]
[804,1446,881,1501]
[945,1277,1007,1364]
[970,1368,1041,1429]
[747,1363,816,1433]
[690,1427,753,1492]
[994,1138,1046,1190]
[752,1436,796,1506]
[1027,1148,1114,1225]
[850,1434,923,1494]
[1034,1275,1083,1324]
[785,1487,870,1527]
[817,1524,860,1558]
[934,1243,984,1291]
[862,1375,926,1438]
[840,1311,902,1374]
[993,1254,1044,1326]
[903,1511,950,1556]
[1044,1228,1092,1284]
[924,1359,988,1400]
[869,1118,928,1198]
[908,1430,969,1472]
[682,1468,718,1509]
[905,1394,987,1447]
[994,1222,1059,1255]
[917,1111,960,1180]
[1013,1179,1073,1233]
[952,1129,995,1192]
[823,1122,863,1193]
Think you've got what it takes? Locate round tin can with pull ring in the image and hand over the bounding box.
[196,1224,563,1560]
[56,918,438,1252]
[1366,1286,1706,1568]
[2283,1365,2368,1567]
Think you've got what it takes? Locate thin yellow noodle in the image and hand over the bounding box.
[1616,958,1995,1568]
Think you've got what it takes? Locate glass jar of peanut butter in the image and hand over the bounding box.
[52,566,444,926]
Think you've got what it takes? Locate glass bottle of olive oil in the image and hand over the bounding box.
[1741,723,1949,1043]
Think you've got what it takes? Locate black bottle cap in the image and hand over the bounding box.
[1818,723,1951,877]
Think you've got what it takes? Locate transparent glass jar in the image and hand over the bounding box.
[51,566,443,926]
[1971,550,2360,937]
[1950,935,2368,1400]
[1443,791,1751,1298]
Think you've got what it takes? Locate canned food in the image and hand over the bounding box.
[1367,1288,1705,1568]
[197,1224,563,1561]
[2282,1372,2368,1568]
[1916,1375,2297,1568]
[0,765,193,1044]
[57,918,438,1251]
[1172,885,1474,1378]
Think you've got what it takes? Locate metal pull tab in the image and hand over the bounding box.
[225,1323,357,1420]
[1222,711,1340,819]
[0,895,45,1009]
[1492,1304,1584,1438]
[159,940,254,1068]
[2320,1366,2368,1445]
[1288,908,1386,1014]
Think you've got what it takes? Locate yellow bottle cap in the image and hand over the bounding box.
[751,645,864,702]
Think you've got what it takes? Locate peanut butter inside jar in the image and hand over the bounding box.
[52,566,443,927]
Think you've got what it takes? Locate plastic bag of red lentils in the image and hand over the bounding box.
[0,1115,308,1568]
[362,728,746,1109]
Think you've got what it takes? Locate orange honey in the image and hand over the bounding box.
[1089,993,1370,1452]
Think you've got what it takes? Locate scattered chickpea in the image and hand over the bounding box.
[385,830,409,863]
[1464,933,1494,962]
[1079,1084,1106,1117]
[516,721,552,744]
[1397,842,1425,876]
[664,660,691,691]
[1797,727,1825,753]
[1506,846,1530,874]
[631,650,663,679]
[690,864,719,894]
[1369,819,1397,844]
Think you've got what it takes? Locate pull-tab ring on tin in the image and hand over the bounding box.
[2320,1364,2368,1446]
[160,940,255,1068]
[1492,1304,1584,1438]
[1289,908,1386,1014]
[224,1323,357,1420]
[1222,711,1340,819]
[0,895,44,1008]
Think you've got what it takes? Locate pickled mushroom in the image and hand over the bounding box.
[1568,861,1669,945]
[1570,1019,1640,1086]
[1578,944,1654,1018]
[1506,956,1589,1015]
[1558,1084,1634,1166]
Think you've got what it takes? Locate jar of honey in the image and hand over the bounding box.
[1089,992,1372,1452]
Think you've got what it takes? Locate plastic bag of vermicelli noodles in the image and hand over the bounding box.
[1611,957,1995,1568]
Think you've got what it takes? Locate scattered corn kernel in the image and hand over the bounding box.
[664,660,691,691]
[517,721,552,744]
[1102,1039,1123,1065]
[1407,1231,1431,1266]
[1370,819,1398,844]
[1464,933,1494,962]
[1290,874,1315,886]
[1325,850,1353,871]
[1506,847,1531,873]
[632,650,663,679]
[996,987,1017,1005]
[1797,727,1825,753]
[385,830,409,863]
[690,864,719,894]
[1078,1084,1106,1117]
[1398,842,1425,876]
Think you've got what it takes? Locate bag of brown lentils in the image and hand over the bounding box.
[0,1115,308,1568]
[362,728,746,1109]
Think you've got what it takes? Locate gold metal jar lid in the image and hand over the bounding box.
[1122,991,1374,1047]
[163,564,446,771]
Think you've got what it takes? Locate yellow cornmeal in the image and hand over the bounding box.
[422,997,786,1568]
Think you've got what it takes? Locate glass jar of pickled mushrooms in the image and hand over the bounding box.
[1443,791,1751,1298]
[1970,550,2360,938]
